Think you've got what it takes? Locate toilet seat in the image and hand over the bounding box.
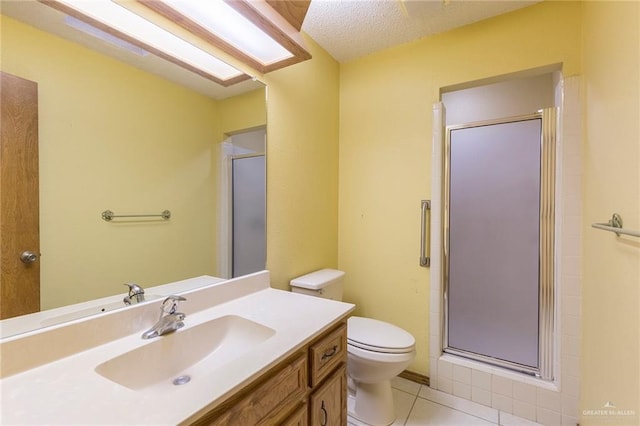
[347,316,415,354]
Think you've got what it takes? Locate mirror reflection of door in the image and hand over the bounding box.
[219,128,266,278]
[232,155,266,277]
[0,71,41,319]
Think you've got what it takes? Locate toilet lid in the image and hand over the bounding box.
[347,316,415,354]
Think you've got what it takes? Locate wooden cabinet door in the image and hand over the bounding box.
[280,403,308,426]
[309,366,346,426]
[0,71,40,319]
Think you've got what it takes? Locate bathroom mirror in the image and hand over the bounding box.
[1,1,267,335]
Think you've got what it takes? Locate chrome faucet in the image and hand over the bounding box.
[141,295,186,339]
[123,283,145,305]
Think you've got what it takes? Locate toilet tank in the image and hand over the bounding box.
[290,269,345,301]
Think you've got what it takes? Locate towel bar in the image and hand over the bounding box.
[101,210,171,222]
[591,213,640,238]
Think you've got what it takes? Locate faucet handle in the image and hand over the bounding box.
[124,283,145,296]
[123,283,145,305]
[161,295,186,314]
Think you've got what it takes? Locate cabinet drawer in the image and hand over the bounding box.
[195,353,308,425]
[309,366,347,426]
[309,323,347,387]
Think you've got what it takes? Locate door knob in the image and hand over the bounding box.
[20,251,38,264]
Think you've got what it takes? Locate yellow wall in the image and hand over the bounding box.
[264,34,341,289]
[338,1,582,375]
[581,1,640,422]
[2,16,219,309]
[218,88,267,137]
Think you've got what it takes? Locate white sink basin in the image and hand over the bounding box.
[95,315,275,392]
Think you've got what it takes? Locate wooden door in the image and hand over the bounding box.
[0,71,40,319]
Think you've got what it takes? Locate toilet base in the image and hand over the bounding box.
[347,379,395,426]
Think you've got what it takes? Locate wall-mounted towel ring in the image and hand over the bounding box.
[591,213,640,238]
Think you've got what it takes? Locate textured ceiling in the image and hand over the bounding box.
[302,0,541,62]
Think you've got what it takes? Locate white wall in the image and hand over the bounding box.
[442,72,556,125]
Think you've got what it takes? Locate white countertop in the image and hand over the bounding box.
[0,271,354,425]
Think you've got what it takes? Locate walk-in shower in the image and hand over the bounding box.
[442,109,557,381]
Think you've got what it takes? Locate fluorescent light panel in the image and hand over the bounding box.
[64,15,149,56]
[160,0,293,65]
[57,0,244,81]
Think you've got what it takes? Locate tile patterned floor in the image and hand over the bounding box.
[348,377,543,426]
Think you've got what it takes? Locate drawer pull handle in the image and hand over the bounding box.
[320,400,328,426]
[321,345,338,361]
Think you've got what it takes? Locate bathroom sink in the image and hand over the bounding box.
[95,315,275,392]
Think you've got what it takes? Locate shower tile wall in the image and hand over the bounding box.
[429,76,583,426]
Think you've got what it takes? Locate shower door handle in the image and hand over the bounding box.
[420,200,431,267]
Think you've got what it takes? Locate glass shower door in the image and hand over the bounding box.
[232,155,266,277]
[443,110,556,379]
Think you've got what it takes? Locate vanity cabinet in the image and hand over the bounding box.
[195,354,308,425]
[308,323,347,425]
[189,321,347,426]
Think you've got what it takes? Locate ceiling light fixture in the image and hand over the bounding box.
[64,15,149,57]
[40,0,250,86]
[136,0,311,73]
[149,0,291,63]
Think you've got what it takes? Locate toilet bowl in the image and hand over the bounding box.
[289,269,416,426]
[347,316,416,426]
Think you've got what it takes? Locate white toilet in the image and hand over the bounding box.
[290,269,416,426]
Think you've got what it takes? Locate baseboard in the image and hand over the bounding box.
[399,370,430,386]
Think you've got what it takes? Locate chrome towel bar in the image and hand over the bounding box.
[101,209,171,222]
[592,213,640,238]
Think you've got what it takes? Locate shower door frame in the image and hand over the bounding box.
[230,153,266,278]
[441,108,557,381]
